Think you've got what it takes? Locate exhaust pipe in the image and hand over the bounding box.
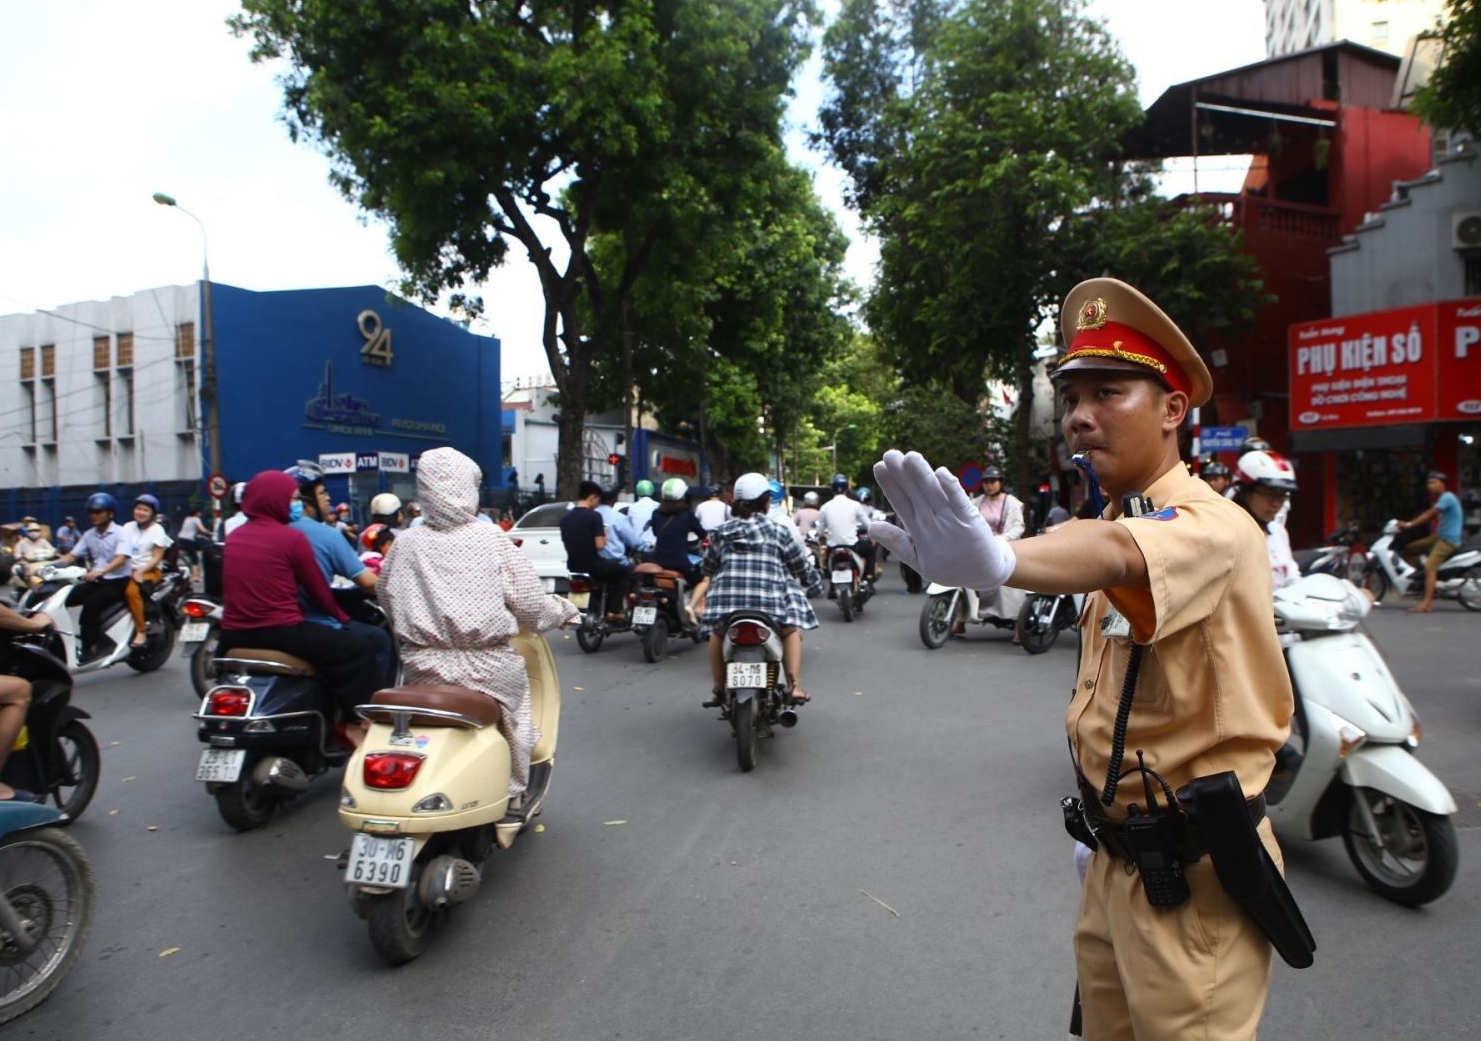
[251,756,309,793]
[778,709,799,728]
[418,855,481,909]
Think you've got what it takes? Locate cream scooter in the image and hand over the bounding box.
[338,632,559,964]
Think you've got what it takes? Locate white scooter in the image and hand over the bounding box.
[1359,519,1481,610]
[917,582,1023,648]
[26,565,179,675]
[1267,573,1458,905]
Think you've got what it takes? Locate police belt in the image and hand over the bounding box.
[1075,777,1265,864]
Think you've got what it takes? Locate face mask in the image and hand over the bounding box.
[288,501,305,523]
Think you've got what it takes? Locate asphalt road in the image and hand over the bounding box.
[11,573,1481,1040]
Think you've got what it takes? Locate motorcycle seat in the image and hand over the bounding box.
[219,648,317,676]
[370,685,502,727]
[633,562,685,587]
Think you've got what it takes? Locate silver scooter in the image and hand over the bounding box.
[1359,519,1481,609]
[1267,573,1458,905]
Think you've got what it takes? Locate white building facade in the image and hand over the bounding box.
[0,285,203,494]
[1264,0,1444,58]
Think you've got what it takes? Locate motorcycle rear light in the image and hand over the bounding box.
[510,538,524,548]
[730,622,771,645]
[569,577,591,593]
[183,600,213,619]
[206,688,251,716]
[363,752,424,790]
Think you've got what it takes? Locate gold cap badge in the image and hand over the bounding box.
[1076,297,1109,331]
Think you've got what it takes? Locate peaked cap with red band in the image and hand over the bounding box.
[1053,278,1212,408]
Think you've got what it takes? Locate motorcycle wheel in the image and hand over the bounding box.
[1456,565,1481,612]
[1360,565,1389,603]
[839,588,855,622]
[1015,596,1059,655]
[576,628,605,653]
[641,617,670,663]
[189,633,220,700]
[51,721,100,822]
[918,594,954,649]
[126,620,176,673]
[1341,788,1458,906]
[0,827,97,1026]
[214,778,277,832]
[367,880,433,966]
[734,698,759,773]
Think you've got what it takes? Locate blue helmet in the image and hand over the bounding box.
[831,473,848,492]
[85,492,117,515]
[134,493,161,514]
[768,480,785,501]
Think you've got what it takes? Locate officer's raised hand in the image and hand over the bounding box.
[869,450,1016,591]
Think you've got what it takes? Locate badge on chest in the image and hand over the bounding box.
[1099,606,1132,641]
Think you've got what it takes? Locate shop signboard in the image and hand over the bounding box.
[1289,304,1439,430]
[378,452,410,474]
[318,452,357,475]
[1437,300,1481,421]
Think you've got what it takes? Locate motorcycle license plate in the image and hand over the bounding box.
[181,622,211,643]
[569,591,590,609]
[344,834,416,889]
[632,606,658,626]
[196,748,246,783]
[831,570,852,584]
[726,662,768,689]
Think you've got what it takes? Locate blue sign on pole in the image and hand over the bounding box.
[1200,426,1248,452]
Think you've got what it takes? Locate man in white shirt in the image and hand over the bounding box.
[694,487,731,532]
[816,479,877,581]
[628,480,660,538]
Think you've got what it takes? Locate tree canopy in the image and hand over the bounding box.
[1413,0,1481,139]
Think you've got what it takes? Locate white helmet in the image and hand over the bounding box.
[803,490,819,506]
[1235,450,1297,493]
[661,477,689,501]
[370,492,403,516]
[230,482,247,506]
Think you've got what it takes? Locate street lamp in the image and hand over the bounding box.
[830,422,857,474]
[153,192,222,513]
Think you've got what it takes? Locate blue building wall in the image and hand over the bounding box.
[212,284,501,514]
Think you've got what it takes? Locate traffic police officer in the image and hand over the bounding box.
[872,277,1293,1040]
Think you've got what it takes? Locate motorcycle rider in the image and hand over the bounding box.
[596,486,641,568]
[1397,470,1464,613]
[689,473,820,706]
[642,478,707,585]
[694,486,732,532]
[119,494,173,649]
[967,469,1027,637]
[380,448,577,802]
[13,522,56,586]
[794,491,822,540]
[816,474,878,585]
[559,481,631,620]
[1201,460,1232,496]
[219,471,380,743]
[53,493,131,662]
[370,492,404,531]
[285,463,395,688]
[53,516,79,556]
[0,602,55,801]
[629,479,660,537]
[1232,450,1301,591]
[216,483,250,544]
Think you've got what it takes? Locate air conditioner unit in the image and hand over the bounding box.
[1453,212,1481,250]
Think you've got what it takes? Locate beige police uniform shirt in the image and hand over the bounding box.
[1066,464,1291,818]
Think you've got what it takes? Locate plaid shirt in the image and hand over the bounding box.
[699,514,821,636]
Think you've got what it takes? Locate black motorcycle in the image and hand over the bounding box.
[827,545,873,622]
[1014,591,1083,655]
[0,633,100,820]
[195,594,393,831]
[630,563,702,662]
[1294,523,1365,580]
[568,572,634,653]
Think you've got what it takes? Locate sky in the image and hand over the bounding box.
[0,0,1267,386]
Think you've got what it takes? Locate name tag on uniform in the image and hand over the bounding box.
[1100,606,1132,641]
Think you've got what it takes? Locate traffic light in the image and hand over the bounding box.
[607,453,621,466]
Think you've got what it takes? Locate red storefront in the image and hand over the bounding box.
[1289,299,1481,539]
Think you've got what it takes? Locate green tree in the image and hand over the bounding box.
[820,0,1143,491]
[1413,0,1481,138]
[231,0,816,495]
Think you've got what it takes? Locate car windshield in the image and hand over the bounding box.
[513,503,573,529]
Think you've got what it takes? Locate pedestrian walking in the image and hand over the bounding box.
[873,277,1307,1040]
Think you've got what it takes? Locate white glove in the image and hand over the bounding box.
[869,450,1017,591]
